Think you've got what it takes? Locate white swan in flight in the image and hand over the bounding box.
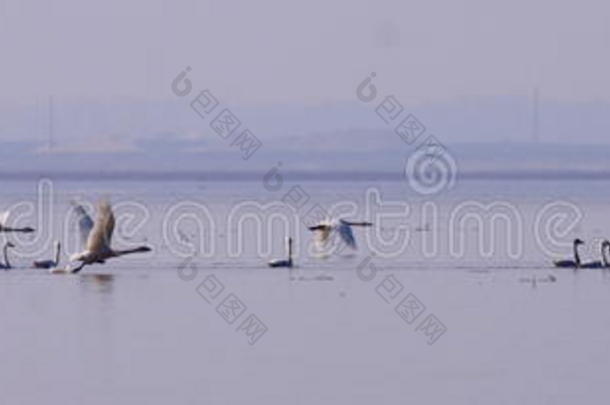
[268,237,293,268]
[33,241,61,269]
[308,219,372,251]
[0,211,35,233]
[51,200,151,274]
[0,241,15,269]
[553,238,584,268]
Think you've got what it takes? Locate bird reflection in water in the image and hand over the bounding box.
[79,273,115,294]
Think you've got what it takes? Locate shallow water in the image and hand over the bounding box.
[1,179,609,404]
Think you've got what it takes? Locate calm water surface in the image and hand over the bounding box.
[1,179,609,404]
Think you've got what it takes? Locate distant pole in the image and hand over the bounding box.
[48,95,54,150]
[532,87,539,143]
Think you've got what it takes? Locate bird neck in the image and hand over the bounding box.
[288,239,292,260]
[603,245,609,267]
[55,243,61,263]
[574,242,581,266]
[3,245,10,268]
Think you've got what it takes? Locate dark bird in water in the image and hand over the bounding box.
[33,241,61,269]
[581,240,610,269]
[0,241,16,270]
[553,238,584,268]
[268,237,293,268]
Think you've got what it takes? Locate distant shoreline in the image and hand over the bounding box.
[1,170,610,182]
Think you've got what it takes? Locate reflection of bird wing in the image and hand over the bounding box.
[73,204,94,248]
[86,200,115,253]
[0,211,8,227]
[337,222,357,249]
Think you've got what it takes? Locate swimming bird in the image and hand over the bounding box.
[33,241,61,269]
[553,238,584,268]
[308,219,373,251]
[581,240,610,269]
[0,241,15,269]
[57,200,151,274]
[268,237,293,268]
[0,211,35,233]
[602,240,610,268]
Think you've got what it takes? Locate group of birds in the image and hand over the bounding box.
[0,211,35,270]
[270,224,610,271]
[7,202,602,272]
[3,204,608,272]
[268,219,373,268]
[554,238,610,269]
[1,200,371,273]
[0,200,151,274]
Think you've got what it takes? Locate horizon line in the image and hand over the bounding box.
[1,170,610,182]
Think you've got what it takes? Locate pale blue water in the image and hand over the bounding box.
[1,179,609,404]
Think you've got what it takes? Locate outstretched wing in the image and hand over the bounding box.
[72,203,94,248]
[0,211,8,228]
[337,222,357,249]
[311,225,332,249]
[86,200,115,253]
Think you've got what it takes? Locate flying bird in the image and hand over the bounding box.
[0,211,35,233]
[308,219,372,251]
[51,200,151,274]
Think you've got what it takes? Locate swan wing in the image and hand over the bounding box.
[313,226,332,249]
[337,223,357,249]
[0,211,9,227]
[86,200,115,253]
[72,203,94,248]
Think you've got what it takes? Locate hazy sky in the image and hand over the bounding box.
[1,0,609,106]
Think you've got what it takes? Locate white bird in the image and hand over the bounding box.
[0,211,35,233]
[268,237,293,268]
[0,241,15,269]
[581,240,610,269]
[54,200,151,274]
[33,241,61,269]
[307,219,373,251]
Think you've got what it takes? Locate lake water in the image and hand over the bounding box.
[1,178,609,404]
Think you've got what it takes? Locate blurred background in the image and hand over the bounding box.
[1,0,610,174]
